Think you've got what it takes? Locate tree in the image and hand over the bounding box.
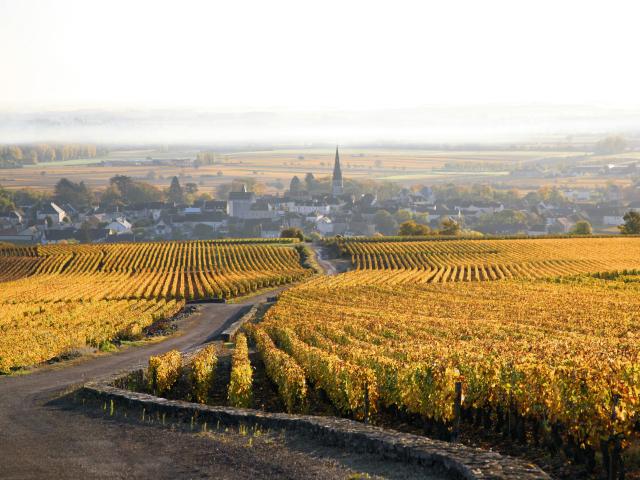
[571,220,592,235]
[192,223,214,239]
[439,218,461,236]
[394,209,413,223]
[619,210,640,234]
[374,209,398,235]
[7,146,23,161]
[126,182,163,204]
[100,184,124,207]
[185,183,198,195]
[280,227,304,241]
[414,212,430,225]
[110,175,134,199]
[0,186,15,212]
[305,172,320,191]
[537,186,566,205]
[290,176,303,193]
[167,176,184,204]
[477,210,527,230]
[398,220,431,236]
[595,135,627,155]
[54,178,93,209]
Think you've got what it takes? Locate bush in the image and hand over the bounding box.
[147,349,182,395]
[227,334,253,407]
[253,328,307,412]
[190,344,217,403]
[280,227,304,242]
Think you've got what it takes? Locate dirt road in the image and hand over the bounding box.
[310,244,339,275]
[0,287,439,480]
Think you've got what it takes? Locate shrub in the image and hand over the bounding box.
[227,334,253,407]
[190,344,218,403]
[147,349,182,395]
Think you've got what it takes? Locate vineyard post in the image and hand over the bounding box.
[452,381,462,442]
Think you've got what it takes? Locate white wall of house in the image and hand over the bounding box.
[290,204,330,215]
[107,219,132,233]
[603,215,624,226]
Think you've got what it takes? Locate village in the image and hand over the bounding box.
[0,147,639,244]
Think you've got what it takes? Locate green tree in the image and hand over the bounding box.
[374,209,398,235]
[0,186,15,212]
[619,210,640,234]
[126,182,163,204]
[280,227,304,241]
[439,217,461,236]
[54,178,93,209]
[192,223,214,239]
[477,210,527,230]
[571,220,592,235]
[414,212,430,225]
[110,175,134,199]
[394,209,413,223]
[398,220,431,236]
[100,184,124,207]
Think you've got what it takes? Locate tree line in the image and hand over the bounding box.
[0,144,103,168]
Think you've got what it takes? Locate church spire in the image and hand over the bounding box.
[332,146,343,196]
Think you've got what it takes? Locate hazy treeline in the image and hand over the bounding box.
[0,144,105,168]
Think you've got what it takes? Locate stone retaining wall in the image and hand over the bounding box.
[81,381,550,480]
[220,304,259,341]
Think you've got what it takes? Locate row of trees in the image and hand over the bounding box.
[0,144,102,167]
[52,175,208,209]
[394,215,640,237]
[427,183,570,206]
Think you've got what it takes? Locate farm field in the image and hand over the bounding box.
[0,239,309,300]
[0,239,311,372]
[208,236,640,476]
[0,147,589,192]
[336,236,640,282]
[252,270,640,471]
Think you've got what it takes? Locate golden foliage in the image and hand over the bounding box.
[147,349,182,394]
[227,334,253,408]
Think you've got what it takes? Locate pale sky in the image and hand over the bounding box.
[2,0,640,112]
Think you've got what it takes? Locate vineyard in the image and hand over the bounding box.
[238,237,640,475]
[0,239,310,299]
[0,298,183,373]
[336,236,640,282]
[0,239,311,372]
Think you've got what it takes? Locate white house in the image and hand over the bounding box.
[562,189,592,202]
[315,216,334,235]
[603,213,625,226]
[37,202,67,225]
[453,201,504,216]
[227,186,256,218]
[290,201,331,216]
[107,217,133,234]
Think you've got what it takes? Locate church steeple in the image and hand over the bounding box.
[332,146,343,196]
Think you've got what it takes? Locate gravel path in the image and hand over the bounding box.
[310,243,339,275]
[0,288,443,480]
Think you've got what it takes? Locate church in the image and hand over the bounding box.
[331,146,343,196]
[287,146,344,199]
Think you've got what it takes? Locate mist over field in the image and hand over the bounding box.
[2,105,640,145]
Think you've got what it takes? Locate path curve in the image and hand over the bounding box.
[310,243,339,275]
[0,288,346,479]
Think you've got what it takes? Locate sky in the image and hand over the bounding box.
[1,0,640,143]
[2,0,640,112]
